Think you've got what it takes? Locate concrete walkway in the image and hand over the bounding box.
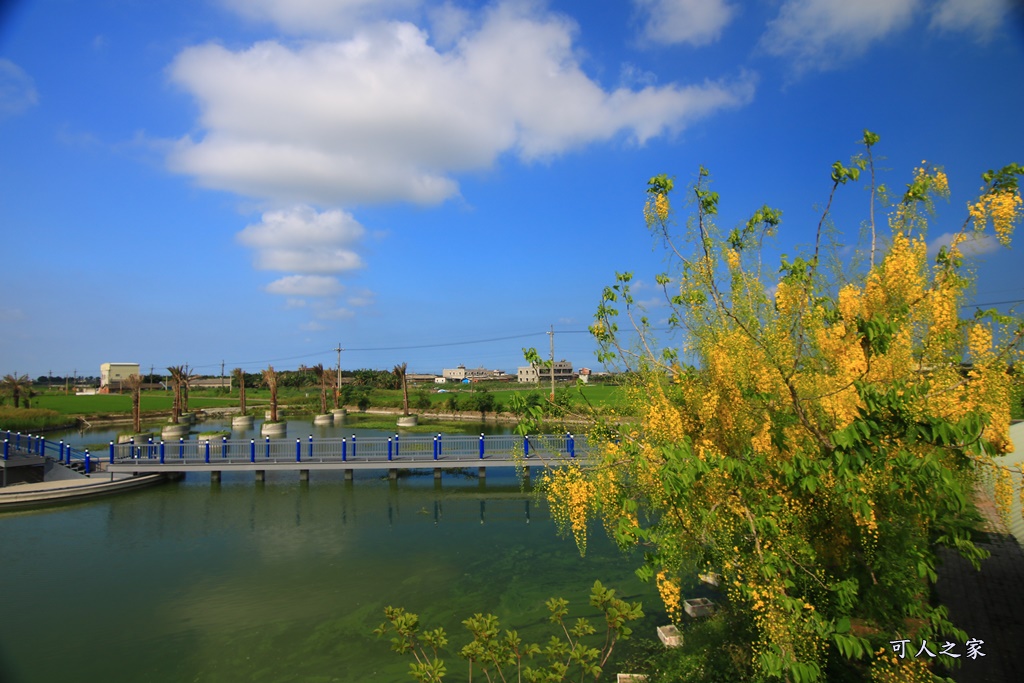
[934,484,1024,682]
[0,471,169,509]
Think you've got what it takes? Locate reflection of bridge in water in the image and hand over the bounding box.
[3,431,589,485]
[382,498,536,526]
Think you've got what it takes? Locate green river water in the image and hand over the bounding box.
[1,421,670,683]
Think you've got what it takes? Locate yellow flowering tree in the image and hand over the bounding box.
[546,134,1023,681]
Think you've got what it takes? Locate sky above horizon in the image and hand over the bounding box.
[2,0,1023,380]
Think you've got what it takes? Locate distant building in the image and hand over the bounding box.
[443,365,506,382]
[517,360,574,383]
[100,363,140,391]
[191,377,232,390]
[406,373,440,384]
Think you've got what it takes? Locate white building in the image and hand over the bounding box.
[100,363,140,390]
[517,360,574,383]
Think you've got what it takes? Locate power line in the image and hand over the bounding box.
[342,332,546,352]
[961,299,1024,309]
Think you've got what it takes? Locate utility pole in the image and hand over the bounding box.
[335,343,344,406]
[221,359,225,389]
[548,325,555,402]
[150,364,154,384]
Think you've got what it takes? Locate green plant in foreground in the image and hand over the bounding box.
[375,581,642,682]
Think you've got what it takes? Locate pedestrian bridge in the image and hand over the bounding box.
[4,430,589,483]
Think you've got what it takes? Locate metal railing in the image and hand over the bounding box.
[102,432,584,467]
[3,430,94,472]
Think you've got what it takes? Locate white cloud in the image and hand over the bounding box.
[930,0,1011,39]
[238,206,365,274]
[634,0,736,46]
[761,0,1015,73]
[760,0,920,72]
[219,0,421,36]
[265,275,344,296]
[927,232,1001,257]
[0,59,39,117]
[168,5,755,206]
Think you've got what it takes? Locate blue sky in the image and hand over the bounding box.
[2,0,1023,379]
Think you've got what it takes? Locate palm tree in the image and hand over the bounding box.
[262,365,280,422]
[180,364,196,414]
[124,374,143,433]
[393,363,410,416]
[2,373,29,409]
[167,366,185,424]
[311,364,329,415]
[232,368,247,414]
[324,368,337,413]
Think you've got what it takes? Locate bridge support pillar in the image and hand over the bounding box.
[255,470,265,482]
[388,468,398,480]
[211,471,221,484]
[344,469,353,481]
[434,468,442,480]
[522,466,530,481]
[478,466,486,479]
[300,469,309,482]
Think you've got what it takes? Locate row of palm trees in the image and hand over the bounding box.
[5,360,415,434]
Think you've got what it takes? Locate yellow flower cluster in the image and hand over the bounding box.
[969,189,1021,247]
[725,248,740,271]
[643,192,671,226]
[655,570,683,622]
[543,465,596,555]
[869,651,934,683]
[656,193,670,221]
[642,385,686,445]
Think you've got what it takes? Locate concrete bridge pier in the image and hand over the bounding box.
[300,469,309,482]
[434,468,442,480]
[388,468,398,481]
[211,471,221,484]
[255,470,265,482]
[344,469,353,481]
[478,466,486,479]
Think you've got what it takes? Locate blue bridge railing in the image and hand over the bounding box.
[3,430,584,471]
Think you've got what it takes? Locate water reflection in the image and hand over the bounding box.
[1,464,660,683]
[45,415,515,452]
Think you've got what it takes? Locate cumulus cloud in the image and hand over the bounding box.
[927,232,1001,257]
[930,0,1011,39]
[0,59,39,117]
[634,0,736,46]
[219,0,421,36]
[238,206,365,274]
[168,5,755,206]
[265,275,345,296]
[760,0,920,71]
[761,0,1016,73]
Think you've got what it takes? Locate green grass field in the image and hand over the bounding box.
[24,382,630,418]
[34,393,237,415]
